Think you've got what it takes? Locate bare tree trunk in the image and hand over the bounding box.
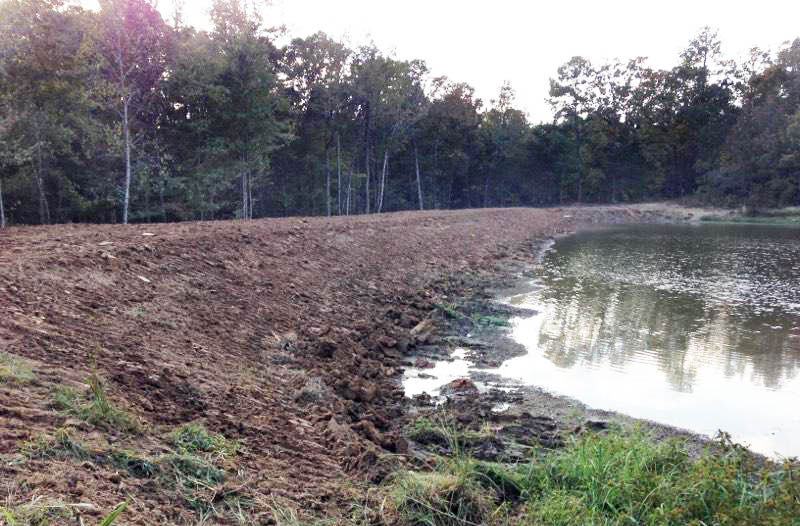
[364,144,370,214]
[346,164,353,216]
[574,112,582,205]
[415,145,424,211]
[248,173,253,219]
[0,177,5,228]
[364,109,371,214]
[325,141,331,217]
[336,134,342,216]
[122,98,132,224]
[241,171,248,220]
[377,149,388,213]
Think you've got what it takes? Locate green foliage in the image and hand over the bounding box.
[21,428,91,461]
[0,3,798,223]
[434,303,511,329]
[0,500,126,526]
[98,502,127,526]
[50,374,140,433]
[0,352,35,384]
[389,470,495,526]
[388,431,800,526]
[170,423,239,459]
[18,427,242,520]
[434,303,467,321]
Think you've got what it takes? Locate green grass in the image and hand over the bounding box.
[387,430,800,526]
[0,500,126,526]
[169,423,239,459]
[0,352,35,384]
[50,373,140,433]
[20,428,242,521]
[701,207,800,225]
[21,428,92,462]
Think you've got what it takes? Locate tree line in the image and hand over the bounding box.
[1,0,799,227]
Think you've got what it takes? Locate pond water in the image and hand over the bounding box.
[498,224,800,458]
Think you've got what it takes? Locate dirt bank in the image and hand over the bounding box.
[0,204,698,524]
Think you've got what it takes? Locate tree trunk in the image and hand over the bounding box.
[159,171,166,222]
[241,170,248,220]
[574,113,582,205]
[377,149,388,213]
[364,107,371,214]
[346,164,353,216]
[0,177,5,228]
[35,138,50,225]
[415,144,424,211]
[336,133,342,216]
[248,173,253,219]
[123,98,132,224]
[325,141,331,217]
[364,144,370,214]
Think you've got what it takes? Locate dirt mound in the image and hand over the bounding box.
[0,206,676,523]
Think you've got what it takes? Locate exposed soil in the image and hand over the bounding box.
[0,203,700,524]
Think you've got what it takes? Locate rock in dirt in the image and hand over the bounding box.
[440,378,479,397]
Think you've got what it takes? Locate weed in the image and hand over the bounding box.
[434,303,467,321]
[388,470,494,526]
[0,352,35,384]
[0,499,126,526]
[21,429,91,461]
[407,415,465,456]
[158,453,226,513]
[50,373,139,433]
[108,450,159,478]
[388,429,800,526]
[21,430,157,479]
[170,423,239,459]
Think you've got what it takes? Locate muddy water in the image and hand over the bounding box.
[496,224,800,458]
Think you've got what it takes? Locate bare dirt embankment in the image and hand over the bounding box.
[0,204,696,524]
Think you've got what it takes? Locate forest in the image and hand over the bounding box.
[0,0,799,227]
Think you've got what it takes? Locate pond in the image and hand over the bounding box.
[497,223,800,458]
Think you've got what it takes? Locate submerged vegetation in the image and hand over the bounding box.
[387,427,800,526]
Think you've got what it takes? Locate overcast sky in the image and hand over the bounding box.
[93,0,800,122]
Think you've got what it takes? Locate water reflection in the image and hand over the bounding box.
[499,224,800,457]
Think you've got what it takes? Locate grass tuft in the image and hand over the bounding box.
[21,428,91,461]
[0,499,126,526]
[389,469,495,526]
[0,352,35,384]
[170,423,239,459]
[50,373,139,433]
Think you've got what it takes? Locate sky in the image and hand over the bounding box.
[89,0,800,123]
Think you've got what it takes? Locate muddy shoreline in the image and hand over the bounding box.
[400,221,756,463]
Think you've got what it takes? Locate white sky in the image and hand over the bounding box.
[91,0,800,122]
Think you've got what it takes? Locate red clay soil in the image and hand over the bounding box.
[0,206,681,524]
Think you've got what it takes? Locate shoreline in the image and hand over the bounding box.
[401,221,771,464]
